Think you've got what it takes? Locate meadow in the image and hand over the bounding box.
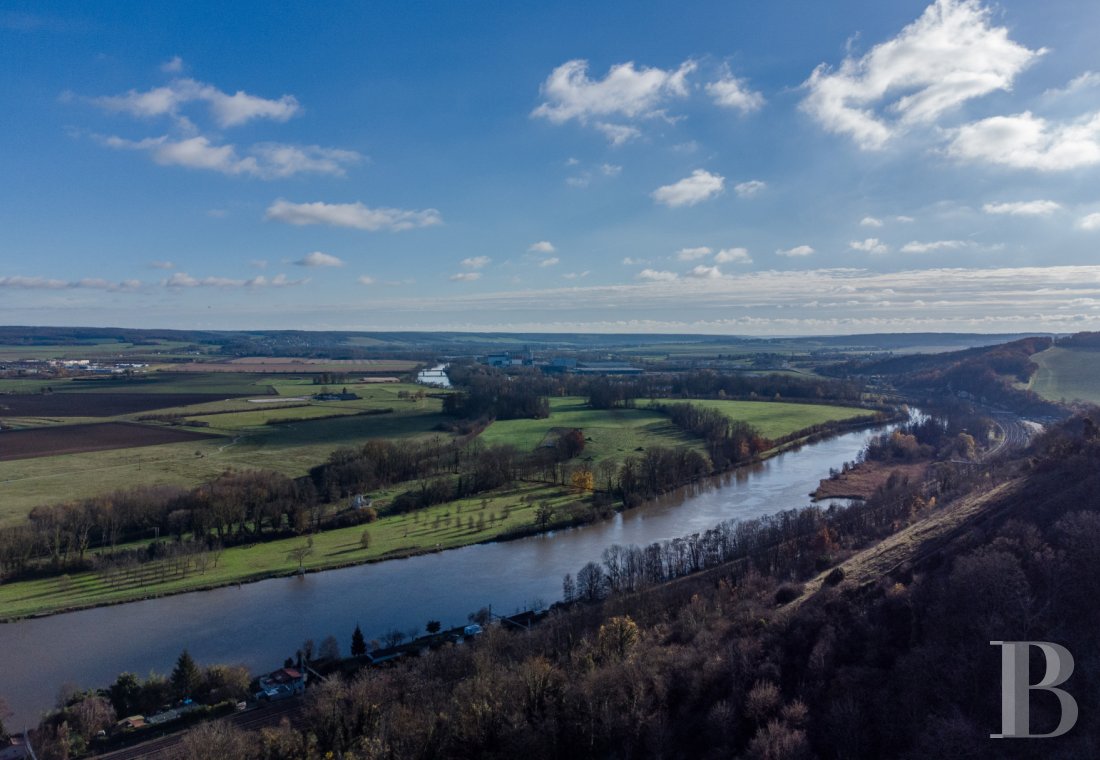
[644,398,871,439]
[1029,346,1100,405]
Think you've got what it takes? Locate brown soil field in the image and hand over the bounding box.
[0,422,217,461]
[171,358,418,373]
[812,461,929,500]
[0,393,257,417]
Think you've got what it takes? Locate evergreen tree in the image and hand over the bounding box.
[351,624,367,657]
[171,649,201,699]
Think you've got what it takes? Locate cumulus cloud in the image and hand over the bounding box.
[295,251,344,268]
[562,271,590,280]
[860,216,884,227]
[149,260,174,270]
[461,256,491,269]
[636,269,677,281]
[102,135,360,178]
[600,163,622,176]
[715,247,752,264]
[676,246,712,261]
[777,245,815,257]
[900,239,976,253]
[449,272,481,282]
[734,180,766,198]
[94,77,300,128]
[538,257,560,267]
[528,241,556,254]
[850,238,890,254]
[947,111,1100,171]
[161,56,184,74]
[802,0,1043,149]
[982,200,1062,216]
[687,264,725,279]
[1079,213,1100,231]
[532,59,695,132]
[265,200,443,231]
[357,275,375,285]
[706,68,764,113]
[622,257,648,265]
[1043,71,1100,99]
[652,169,725,207]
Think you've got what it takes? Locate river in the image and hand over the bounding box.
[0,423,885,727]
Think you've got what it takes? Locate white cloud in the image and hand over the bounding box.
[163,272,304,288]
[850,238,890,254]
[150,260,174,270]
[161,56,184,74]
[622,257,648,265]
[265,200,443,231]
[687,264,725,279]
[707,68,765,113]
[652,169,725,207]
[538,257,560,267]
[600,163,622,176]
[461,256,491,269]
[734,180,766,198]
[358,275,376,285]
[0,276,141,291]
[449,272,481,282]
[636,269,678,281]
[860,216,884,227]
[250,259,268,270]
[528,241,556,254]
[102,135,360,178]
[715,247,752,264]
[676,246,712,261]
[896,215,916,223]
[295,251,344,268]
[594,122,641,146]
[802,0,1043,149]
[777,245,815,257]
[947,111,1100,171]
[95,77,300,128]
[1044,71,1100,99]
[900,239,976,253]
[1079,213,1100,231]
[562,271,590,280]
[982,200,1062,216]
[532,59,695,128]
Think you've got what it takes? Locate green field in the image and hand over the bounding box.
[0,382,449,522]
[479,397,703,467]
[643,398,869,439]
[1030,346,1100,405]
[0,481,577,620]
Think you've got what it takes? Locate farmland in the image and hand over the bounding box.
[1029,345,1100,405]
[0,378,448,521]
[0,422,216,461]
[0,481,576,620]
[644,398,872,439]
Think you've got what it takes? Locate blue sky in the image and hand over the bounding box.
[3,0,1100,334]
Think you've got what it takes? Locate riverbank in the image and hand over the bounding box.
[0,410,899,623]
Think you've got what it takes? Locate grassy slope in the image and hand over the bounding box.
[643,398,869,439]
[1029,346,1100,405]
